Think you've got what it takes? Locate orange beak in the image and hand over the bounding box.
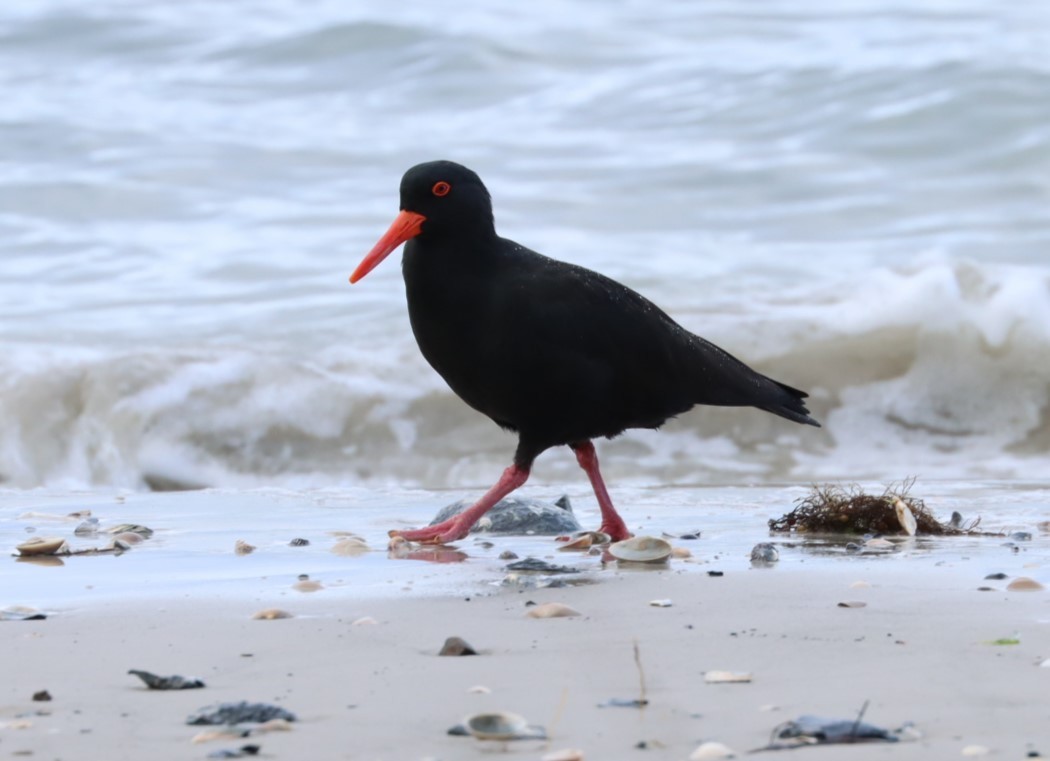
[349,210,427,283]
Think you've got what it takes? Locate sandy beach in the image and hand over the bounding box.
[2,486,1048,760]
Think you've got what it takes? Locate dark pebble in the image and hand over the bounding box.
[439,636,478,656]
[707,570,724,577]
[289,538,309,547]
[187,701,296,726]
[985,572,1008,580]
[31,690,51,702]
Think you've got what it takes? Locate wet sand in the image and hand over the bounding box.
[1,486,1048,759]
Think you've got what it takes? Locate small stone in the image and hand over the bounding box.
[707,570,724,577]
[31,690,51,702]
[235,540,256,555]
[961,745,990,757]
[292,578,323,592]
[984,572,1008,580]
[1006,577,1044,592]
[439,636,478,656]
[1009,531,1032,542]
[498,550,518,560]
[526,603,580,619]
[864,538,894,550]
[288,537,309,547]
[252,609,293,620]
[351,616,377,626]
[468,685,491,694]
[649,599,673,608]
[837,601,867,608]
[850,581,871,588]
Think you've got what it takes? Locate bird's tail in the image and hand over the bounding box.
[757,380,821,427]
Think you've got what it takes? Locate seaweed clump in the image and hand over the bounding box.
[769,481,979,536]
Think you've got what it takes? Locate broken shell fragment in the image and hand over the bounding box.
[463,711,545,741]
[893,498,917,535]
[113,531,145,545]
[542,750,585,761]
[704,671,752,684]
[649,599,673,607]
[128,669,205,690]
[689,741,736,760]
[16,537,69,556]
[332,537,369,556]
[107,524,153,538]
[252,609,293,620]
[608,536,672,564]
[526,603,580,619]
[235,540,256,555]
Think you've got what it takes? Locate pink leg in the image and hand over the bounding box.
[571,441,631,541]
[390,464,530,545]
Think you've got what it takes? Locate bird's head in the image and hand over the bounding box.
[350,160,494,283]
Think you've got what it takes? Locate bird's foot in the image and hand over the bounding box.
[388,518,469,545]
[599,521,632,543]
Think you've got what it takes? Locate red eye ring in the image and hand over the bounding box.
[432,181,451,197]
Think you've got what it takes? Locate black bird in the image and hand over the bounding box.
[351,161,819,544]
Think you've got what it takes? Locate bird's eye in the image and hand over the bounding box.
[432,181,451,197]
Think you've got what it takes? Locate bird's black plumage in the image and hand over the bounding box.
[351,160,819,544]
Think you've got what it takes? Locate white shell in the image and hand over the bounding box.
[464,711,529,740]
[332,537,369,556]
[526,603,580,619]
[542,750,584,761]
[1006,577,1044,591]
[608,536,672,564]
[703,671,752,683]
[893,498,917,535]
[16,537,68,556]
[689,741,736,759]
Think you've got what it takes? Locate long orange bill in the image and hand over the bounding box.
[349,210,427,283]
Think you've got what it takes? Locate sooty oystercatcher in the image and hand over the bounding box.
[350,161,819,544]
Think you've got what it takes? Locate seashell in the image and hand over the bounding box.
[108,524,153,538]
[67,510,92,519]
[578,531,611,545]
[558,535,592,551]
[608,536,672,564]
[864,538,894,550]
[1038,658,1050,668]
[649,599,673,607]
[1008,531,1031,542]
[750,543,779,563]
[961,746,990,757]
[463,711,531,740]
[256,718,293,732]
[671,547,692,559]
[689,741,736,759]
[332,537,369,556]
[468,685,491,694]
[114,531,145,545]
[252,609,293,620]
[16,537,68,556]
[893,498,917,536]
[351,616,377,626]
[837,601,867,608]
[850,581,871,589]
[292,578,323,593]
[1006,577,1044,592]
[74,518,100,536]
[235,540,256,555]
[542,750,584,761]
[704,671,752,683]
[1037,520,1050,534]
[526,602,580,619]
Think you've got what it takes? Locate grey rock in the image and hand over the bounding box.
[429,495,581,535]
[187,701,296,726]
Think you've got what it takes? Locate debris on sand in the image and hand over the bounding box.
[769,481,982,535]
[128,669,205,690]
[753,702,910,750]
[187,701,296,726]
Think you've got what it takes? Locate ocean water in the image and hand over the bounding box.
[2,1,1049,493]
